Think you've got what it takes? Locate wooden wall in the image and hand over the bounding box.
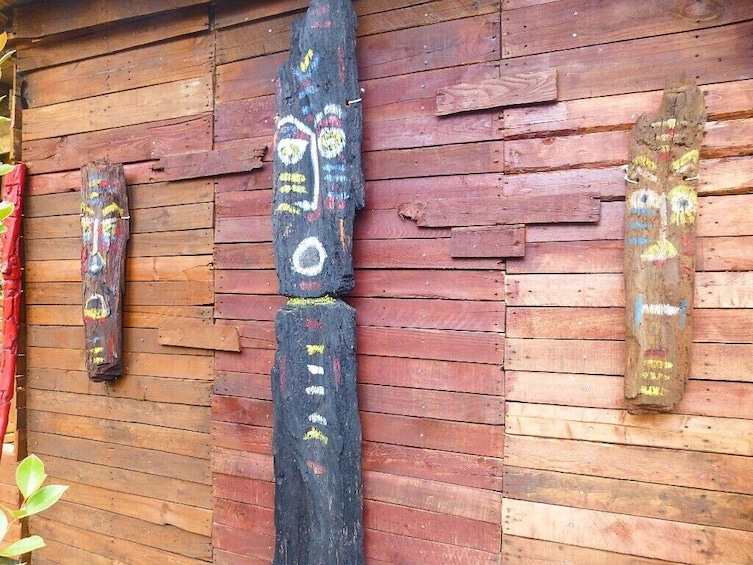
[14,1,215,563]
[3,0,752,564]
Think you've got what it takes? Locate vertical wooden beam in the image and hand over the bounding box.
[624,77,705,413]
[271,0,365,563]
[0,163,25,458]
[81,160,130,382]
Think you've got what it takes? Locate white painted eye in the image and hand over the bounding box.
[277,138,309,165]
[292,236,328,277]
[668,184,698,226]
[629,189,662,213]
[318,127,346,159]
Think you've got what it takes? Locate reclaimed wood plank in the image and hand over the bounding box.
[503,498,753,564]
[367,529,500,564]
[436,69,557,115]
[16,6,210,71]
[502,535,675,565]
[502,0,753,58]
[24,114,213,175]
[450,225,526,258]
[150,144,265,181]
[23,77,213,141]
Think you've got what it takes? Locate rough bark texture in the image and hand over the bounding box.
[81,160,130,382]
[272,0,364,298]
[271,298,363,565]
[271,1,364,562]
[0,164,26,456]
[624,77,705,413]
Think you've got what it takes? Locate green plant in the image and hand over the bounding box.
[0,454,67,560]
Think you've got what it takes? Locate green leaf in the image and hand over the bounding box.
[0,535,45,557]
[16,455,46,499]
[0,508,8,538]
[0,201,14,222]
[0,164,14,177]
[0,49,16,67]
[0,116,10,123]
[22,485,67,517]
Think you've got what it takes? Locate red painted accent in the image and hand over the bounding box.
[306,460,328,475]
[305,318,324,330]
[644,348,667,359]
[333,357,341,389]
[0,164,26,462]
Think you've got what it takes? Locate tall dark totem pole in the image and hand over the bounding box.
[270,0,365,563]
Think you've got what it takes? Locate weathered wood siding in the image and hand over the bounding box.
[16,2,215,563]
[3,0,752,564]
[501,0,753,563]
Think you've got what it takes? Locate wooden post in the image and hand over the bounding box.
[0,163,25,457]
[624,77,705,413]
[81,160,130,382]
[271,0,365,563]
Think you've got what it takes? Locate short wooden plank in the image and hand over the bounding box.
[450,225,525,258]
[363,442,502,492]
[150,144,266,181]
[502,535,674,565]
[23,77,213,141]
[367,529,500,564]
[17,6,210,72]
[27,280,213,307]
[398,194,600,227]
[436,69,557,116]
[364,470,501,523]
[14,0,209,39]
[503,498,753,564]
[158,319,241,352]
[505,435,753,495]
[365,499,501,553]
[504,466,753,534]
[24,114,213,175]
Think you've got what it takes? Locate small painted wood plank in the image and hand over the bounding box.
[450,224,525,258]
[624,77,706,412]
[158,319,241,352]
[81,161,129,382]
[398,194,600,228]
[150,145,266,182]
[436,69,557,116]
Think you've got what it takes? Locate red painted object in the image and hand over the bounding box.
[0,163,26,460]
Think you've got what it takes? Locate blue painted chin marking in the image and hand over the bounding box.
[628,221,651,230]
[626,237,651,246]
[630,207,658,216]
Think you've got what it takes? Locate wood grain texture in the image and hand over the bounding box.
[436,69,557,115]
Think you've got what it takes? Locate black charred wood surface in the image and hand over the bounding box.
[271,298,363,565]
[272,0,364,298]
[81,160,130,382]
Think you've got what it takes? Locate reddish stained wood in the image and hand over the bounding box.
[24,114,214,175]
[502,0,753,58]
[0,164,25,457]
[150,145,266,182]
[502,535,676,565]
[450,224,525,258]
[398,194,600,228]
[436,69,557,116]
[158,319,241,352]
[366,529,501,564]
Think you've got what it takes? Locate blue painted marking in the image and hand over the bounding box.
[634,294,644,326]
[678,299,688,330]
[629,221,651,230]
[631,207,658,216]
[626,237,651,246]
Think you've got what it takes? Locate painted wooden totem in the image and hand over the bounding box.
[81,161,130,382]
[0,163,26,456]
[624,77,706,413]
[270,0,365,563]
